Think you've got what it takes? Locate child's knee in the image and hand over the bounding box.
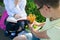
[13,35,27,40]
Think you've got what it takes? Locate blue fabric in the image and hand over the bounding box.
[18,30,40,40]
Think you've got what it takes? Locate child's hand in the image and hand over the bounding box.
[14,14,22,19]
[34,21,45,27]
[27,14,36,24]
[28,22,34,30]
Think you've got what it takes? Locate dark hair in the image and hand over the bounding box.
[34,0,59,9]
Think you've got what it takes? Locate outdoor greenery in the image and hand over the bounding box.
[0,2,4,6]
[26,0,46,22]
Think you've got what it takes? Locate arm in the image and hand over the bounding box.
[3,0,16,16]
[3,0,26,17]
[15,0,27,20]
[34,21,45,27]
[32,29,49,39]
[28,23,49,39]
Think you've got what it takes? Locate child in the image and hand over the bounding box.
[28,0,60,40]
[3,0,28,39]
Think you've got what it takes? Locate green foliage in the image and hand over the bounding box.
[26,0,46,22]
[0,2,4,6]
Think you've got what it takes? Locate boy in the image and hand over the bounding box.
[28,0,60,40]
